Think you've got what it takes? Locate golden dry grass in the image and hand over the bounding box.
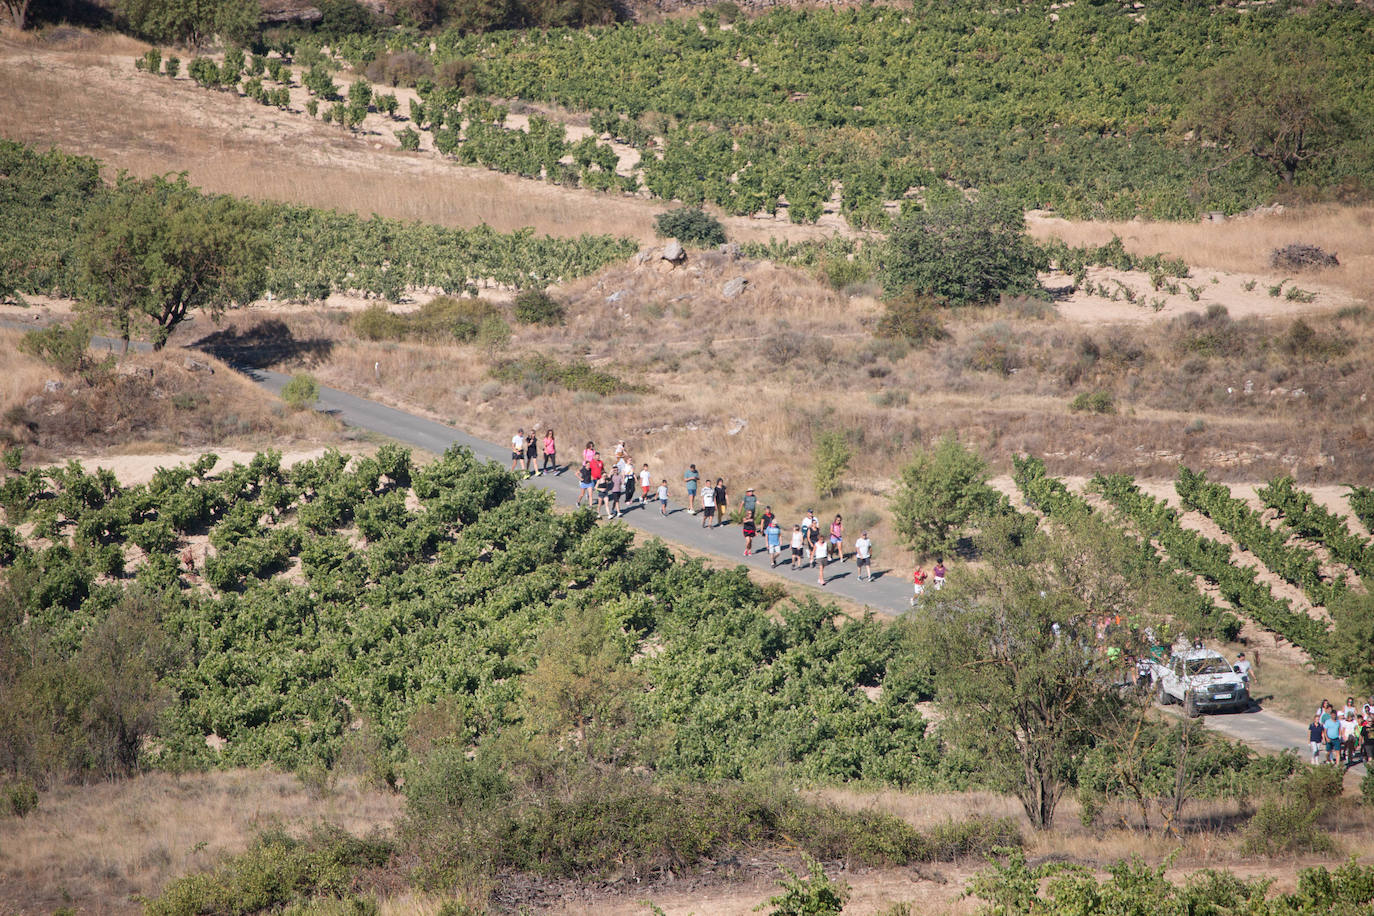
[0,769,401,916]
[0,333,349,462]
[1029,205,1374,300]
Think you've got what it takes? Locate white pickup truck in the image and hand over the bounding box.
[1149,647,1250,717]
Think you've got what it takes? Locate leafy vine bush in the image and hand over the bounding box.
[1259,476,1374,582]
[0,141,637,301]
[280,373,319,410]
[1091,472,1325,656]
[0,447,941,793]
[1177,466,1344,607]
[1012,458,1240,641]
[512,288,565,325]
[489,355,643,396]
[653,207,726,246]
[965,849,1374,915]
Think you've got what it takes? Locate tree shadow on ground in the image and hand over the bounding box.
[190,319,334,369]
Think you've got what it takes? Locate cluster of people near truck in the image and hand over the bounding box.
[1309,697,1374,768]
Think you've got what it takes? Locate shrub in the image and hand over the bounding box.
[281,373,320,410]
[396,127,420,151]
[512,289,565,326]
[364,49,434,87]
[763,858,848,916]
[19,321,92,375]
[489,355,642,396]
[1068,390,1115,414]
[1240,795,1335,856]
[417,296,499,341]
[3,779,38,818]
[876,295,949,345]
[164,56,180,78]
[1280,318,1347,358]
[880,194,1045,304]
[1270,243,1338,270]
[654,207,726,246]
[812,430,852,499]
[435,58,479,94]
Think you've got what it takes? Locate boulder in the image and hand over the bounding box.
[718,242,741,260]
[43,379,63,393]
[118,364,155,379]
[661,240,685,263]
[722,276,748,299]
[184,357,215,374]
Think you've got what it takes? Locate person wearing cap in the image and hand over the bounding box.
[742,487,758,516]
[1234,651,1252,686]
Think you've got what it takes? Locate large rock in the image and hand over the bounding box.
[722,276,748,299]
[661,239,685,263]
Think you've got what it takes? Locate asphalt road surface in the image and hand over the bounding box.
[248,368,921,617]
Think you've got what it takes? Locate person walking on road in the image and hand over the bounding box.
[583,441,596,466]
[829,514,844,563]
[742,487,758,517]
[816,538,828,586]
[700,481,716,528]
[765,517,781,567]
[932,558,947,591]
[657,480,670,515]
[1309,716,1326,765]
[807,518,822,567]
[790,525,804,570]
[742,510,757,556]
[511,429,526,473]
[542,429,557,475]
[606,469,623,519]
[684,464,700,514]
[855,532,872,582]
[577,460,594,506]
[713,479,728,527]
[639,463,652,505]
[1324,713,1342,765]
[911,565,927,606]
[524,428,538,477]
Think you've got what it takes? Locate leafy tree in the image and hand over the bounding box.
[1189,33,1353,184]
[1329,590,1374,694]
[118,0,260,48]
[281,373,320,410]
[512,288,565,326]
[812,430,851,500]
[889,435,998,558]
[77,174,268,350]
[879,195,1044,305]
[653,207,726,247]
[762,857,848,916]
[912,518,1154,829]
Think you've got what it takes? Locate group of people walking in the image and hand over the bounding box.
[1309,696,1374,768]
[513,428,943,593]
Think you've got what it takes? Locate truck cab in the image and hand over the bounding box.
[1151,648,1249,717]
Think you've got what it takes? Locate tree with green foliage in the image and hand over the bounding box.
[879,195,1044,305]
[77,174,268,351]
[913,517,1155,830]
[812,430,851,500]
[280,373,320,410]
[653,207,726,247]
[118,0,260,48]
[889,436,999,559]
[1189,33,1352,185]
[1329,590,1374,694]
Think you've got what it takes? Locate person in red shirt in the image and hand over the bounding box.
[911,566,928,607]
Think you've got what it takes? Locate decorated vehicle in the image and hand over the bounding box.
[1150,648,1250,717]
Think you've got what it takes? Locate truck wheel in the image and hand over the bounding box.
[1184,691,1199,718]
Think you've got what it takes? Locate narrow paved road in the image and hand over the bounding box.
[248,368,919,617]
[251,369,1365,771]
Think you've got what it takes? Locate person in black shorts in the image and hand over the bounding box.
[524,429,538,477]
[807,521,822,566]
[713,478,728,528]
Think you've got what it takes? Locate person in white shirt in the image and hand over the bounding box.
[1234,651,1253,686]
[639,464,652,504]
[511,429,526,472]
[790,525,804,570]
[854,532,873,582]
[656,481,669,515]
[700,483,716,528]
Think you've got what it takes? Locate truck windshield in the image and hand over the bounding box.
[1186,658,1232,676]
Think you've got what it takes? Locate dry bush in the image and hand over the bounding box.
[0,342,343,459]
[364,50,434,87]
[0,769,400,915]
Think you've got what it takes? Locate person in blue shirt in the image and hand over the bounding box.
[1324,713,1342,765]
[1309,716,1326,765]
[764,518,781,567]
